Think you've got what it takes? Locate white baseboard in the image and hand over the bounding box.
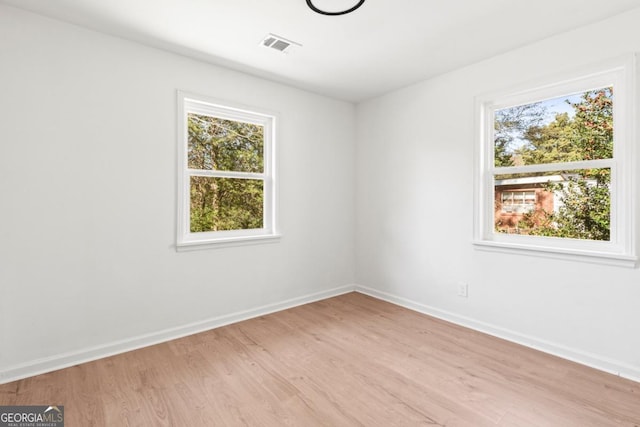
[355,285,640,384]
[0,284,356,385]
[4,283,638,385]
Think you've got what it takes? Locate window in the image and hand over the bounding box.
[177,92,278,249]
[501,191,536,214]
[474,56,636,266]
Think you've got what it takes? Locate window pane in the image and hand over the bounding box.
[188,113,264,173]
[494,169,610,241]
[494,87,613,166]
[190,176,264,232]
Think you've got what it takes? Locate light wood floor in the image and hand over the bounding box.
[1,292,638,426]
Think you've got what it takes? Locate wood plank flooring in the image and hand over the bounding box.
[1,292,638,426]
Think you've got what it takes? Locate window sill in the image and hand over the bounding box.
[176,234,282,252]
[473,240,637,268]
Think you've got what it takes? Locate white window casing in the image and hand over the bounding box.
[176,91,280,250]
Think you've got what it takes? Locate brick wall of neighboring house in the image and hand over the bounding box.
[494,184,554,234]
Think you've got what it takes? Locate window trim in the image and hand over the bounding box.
[176,91,280,251]
[473,55,637,267]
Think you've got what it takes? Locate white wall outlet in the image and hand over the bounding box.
[457,282,468,298]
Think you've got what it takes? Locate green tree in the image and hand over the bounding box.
[517,88,612,241]
[188,114,264,232]
[572,87,613,162]
[494,102,546,167]
[517,112,581,165]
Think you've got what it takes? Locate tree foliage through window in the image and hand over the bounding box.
[188,113,264,232]
[494,87,613,241]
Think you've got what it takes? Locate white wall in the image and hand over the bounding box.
[356,8,640,380]
[0,5,355,378]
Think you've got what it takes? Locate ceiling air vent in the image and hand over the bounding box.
[260,33,301,54]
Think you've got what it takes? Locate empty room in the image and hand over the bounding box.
[1,0,639,425]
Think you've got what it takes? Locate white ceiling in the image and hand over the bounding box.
[3,0,640,102]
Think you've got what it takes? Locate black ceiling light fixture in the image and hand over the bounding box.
[306,0,366,16]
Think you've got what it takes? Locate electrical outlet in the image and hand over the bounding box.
[457,282,468,298]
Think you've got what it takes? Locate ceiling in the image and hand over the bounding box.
[3,0,640,102]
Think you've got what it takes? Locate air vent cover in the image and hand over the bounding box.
[260,34,301,54]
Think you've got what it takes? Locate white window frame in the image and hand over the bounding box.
[473,55,637,267]
[176,91,279,250]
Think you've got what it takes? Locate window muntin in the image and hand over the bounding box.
[474,56,636,266]
[177,93,278,249]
